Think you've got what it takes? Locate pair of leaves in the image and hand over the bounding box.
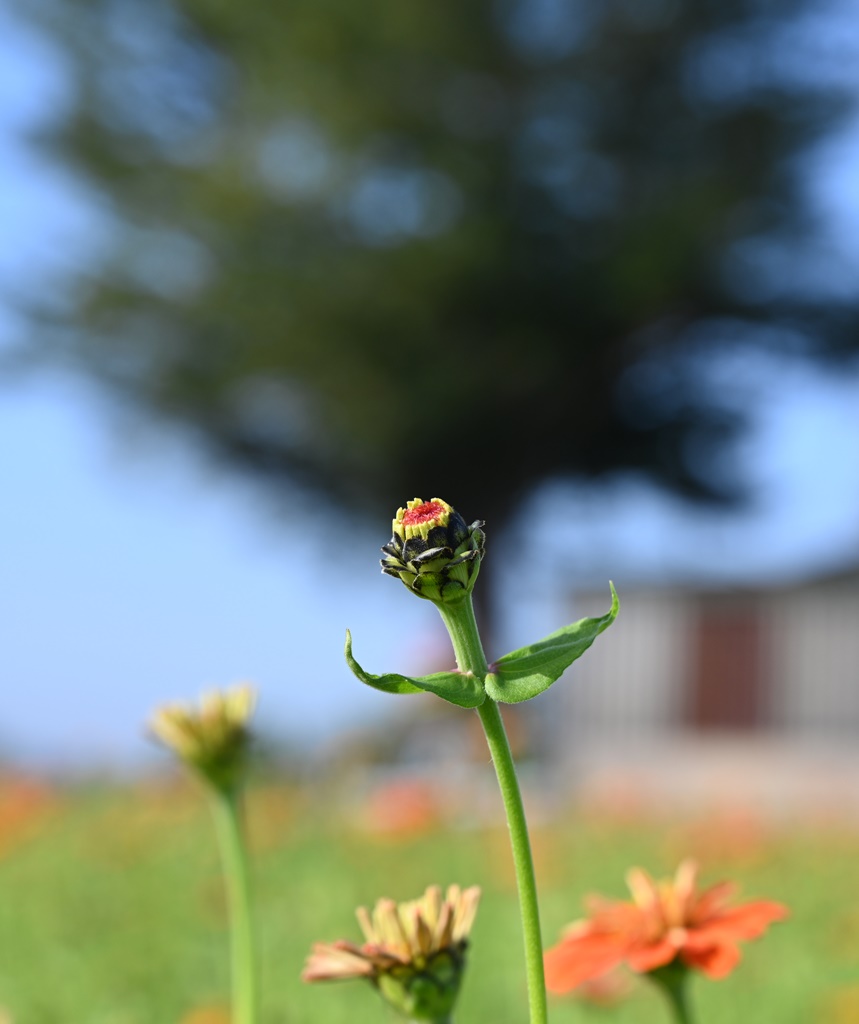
[345,582,619,708]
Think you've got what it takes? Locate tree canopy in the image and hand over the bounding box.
[18,0,859,535]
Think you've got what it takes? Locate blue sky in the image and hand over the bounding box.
[2,4,859,769]
[2,370,437,768]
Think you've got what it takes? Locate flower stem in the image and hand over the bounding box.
[649,963,694,1024]
[210,786,259,1024]
[436,598,548,1024]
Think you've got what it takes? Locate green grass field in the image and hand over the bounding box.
[1,777,857,1024]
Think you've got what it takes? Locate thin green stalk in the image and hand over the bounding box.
[649,964,694,1024]
[436,597,548,1024]
[210,786,259,1024]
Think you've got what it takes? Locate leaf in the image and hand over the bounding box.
[484,583,619,704]
[344,630,486,708]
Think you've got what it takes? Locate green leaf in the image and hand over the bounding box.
[484,582,619,704]
[344,630,486,708]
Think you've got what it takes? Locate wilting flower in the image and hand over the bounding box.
[381,498,485,604]
[149,684,256,793]
[544,859,788,992]
[303,884,480,1021]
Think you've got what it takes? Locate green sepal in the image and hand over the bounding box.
[345,630,486,708]
[484,583,619,704]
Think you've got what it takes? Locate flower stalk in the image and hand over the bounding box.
[210,786,259,1024]
[149,686,260,1024]
[436,597,548,1024]
[649,962,694,1024]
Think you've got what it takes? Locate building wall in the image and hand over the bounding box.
[561,589,690,737]
[559,576,859,738]
[767,580,859,733]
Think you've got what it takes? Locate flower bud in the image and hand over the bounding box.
[149,684,256,794]
[381,498,485,604]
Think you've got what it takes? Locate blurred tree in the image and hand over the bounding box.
[16,0,859,588]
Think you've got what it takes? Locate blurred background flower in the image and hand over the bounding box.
[149,684,256,791]
[179,1008,231,1024]
[0,776,59,859]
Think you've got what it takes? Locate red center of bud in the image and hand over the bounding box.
[402,501,446,527]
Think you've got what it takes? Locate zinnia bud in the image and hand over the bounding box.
[381,498,485,604]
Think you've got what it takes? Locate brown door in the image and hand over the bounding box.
[688,599,765,729]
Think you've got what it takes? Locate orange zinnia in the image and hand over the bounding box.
[544,859,788,992]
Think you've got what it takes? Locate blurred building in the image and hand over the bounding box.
[566,568,859,737]
[552,567,859,816]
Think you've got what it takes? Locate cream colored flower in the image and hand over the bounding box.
[303,884,480,1020]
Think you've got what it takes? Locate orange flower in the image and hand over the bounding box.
[544,859,787,992]
[0,777,58,858]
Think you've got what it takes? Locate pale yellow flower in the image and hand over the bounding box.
[149,684,256,791]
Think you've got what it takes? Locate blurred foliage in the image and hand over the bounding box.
[0,776,856,1022]
[18,0,859,534]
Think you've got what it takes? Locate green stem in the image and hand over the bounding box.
[649,963,694,1024]
[210,786,259,1024]
[436,598,548,1024]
